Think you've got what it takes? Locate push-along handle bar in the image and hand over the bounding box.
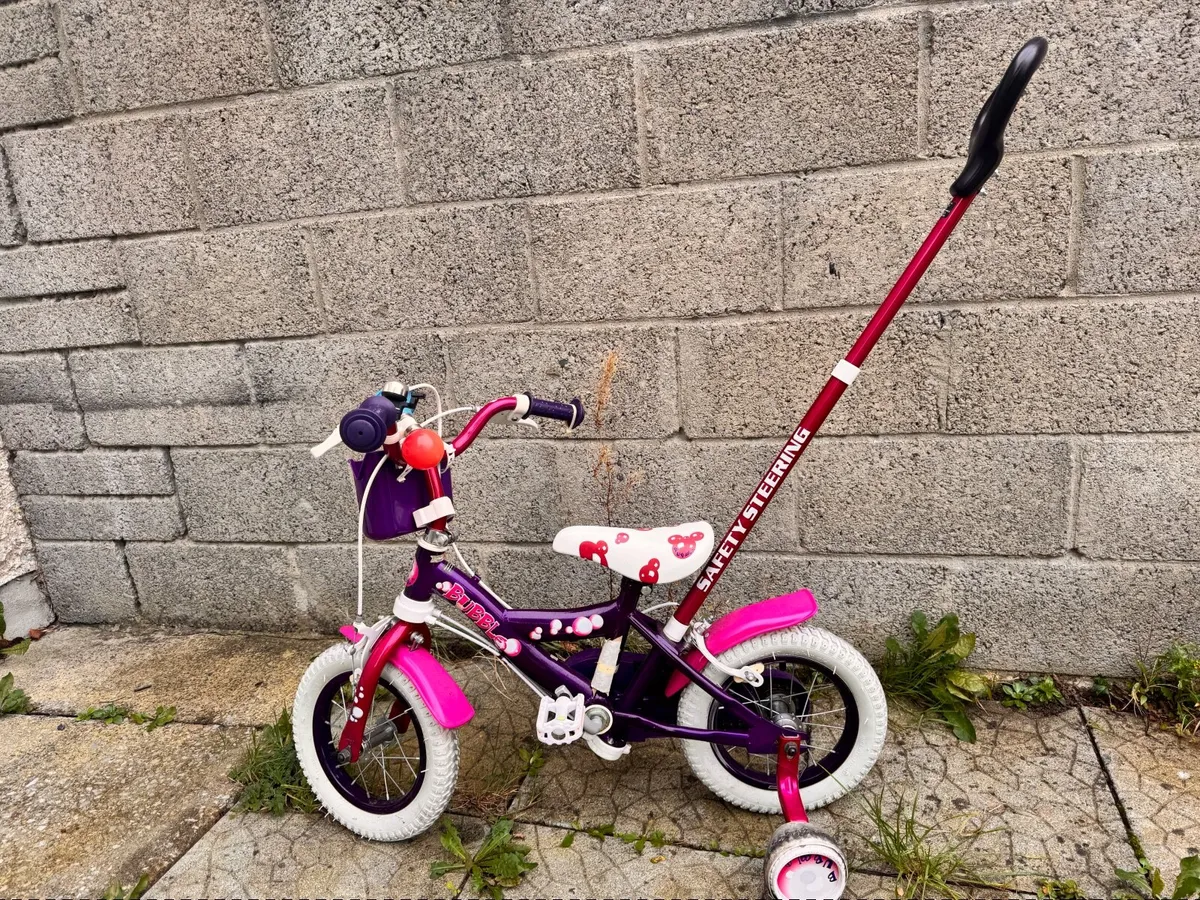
[951,37,1048,197]
[668,38,1049,638]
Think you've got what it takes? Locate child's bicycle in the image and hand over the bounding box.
[293,38,1047,900]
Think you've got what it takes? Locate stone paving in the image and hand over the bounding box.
[1,625,1197,899]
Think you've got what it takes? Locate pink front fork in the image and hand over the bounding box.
[777,735,808,823]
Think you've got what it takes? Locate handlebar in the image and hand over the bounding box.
[340,394,398,453]
[950,37,1048,198]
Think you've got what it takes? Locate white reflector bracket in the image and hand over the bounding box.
[413,495,455,527]
[831,359,861,386]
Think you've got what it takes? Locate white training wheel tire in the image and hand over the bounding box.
[764,821,847,900]
[677,625,887,812]
[292,644,459,841]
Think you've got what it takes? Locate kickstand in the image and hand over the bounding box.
[777,734,809,824]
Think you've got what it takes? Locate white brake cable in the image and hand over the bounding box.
[408,383,444,435]
[355,453,389,621]
[690,623,765,687]
[422,406,479,430]
[641,601,680,615]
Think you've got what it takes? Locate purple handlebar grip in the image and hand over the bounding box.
[340,395,398,453]
[527,395,584,428]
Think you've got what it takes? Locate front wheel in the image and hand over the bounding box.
[292,644,459,841]
[677,625,886,813]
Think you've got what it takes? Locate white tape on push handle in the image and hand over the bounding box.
[831,359,861,386]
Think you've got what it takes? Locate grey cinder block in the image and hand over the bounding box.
[640,16,919,183]
[943,300,1200,435]
[1079,148,1200,294]
[0,58,71,131]
[60,0,275,113]
[0,240,123,300]
[126,542,317,631]
[70,345,251,411]
[36,541,138,623]
[785,158,1072,307]
[395,56,638,202]
[678,311,946,438]
[22,495,184,541]
[0,292,138,353]
[444,325,679,439]
[312,205,534,331]
[11,449,173,496]
[0,352,74,406]
[0,405,85,451]
[0,1,57,68]
[531,185,781,322]
[795,436,1072,556]
[186,89,403,227]
[1077,439,1200,561]
[121,231,323,344]
[172,448,357,542]
[266,0,502,85]
[928,0,1200,154]
[83,405,265,448]
[5,118,195,241]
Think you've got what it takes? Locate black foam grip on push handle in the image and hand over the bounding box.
[950,37,1048,198]
[526,395,585,429]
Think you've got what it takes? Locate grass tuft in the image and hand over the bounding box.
[102,873,150,900]
[77,703,177,731]
[857,788,1006,900]
[877,611,989,742]
[1132,643,1200,737]
[1000,676,1064,711]
[228,709,318,815]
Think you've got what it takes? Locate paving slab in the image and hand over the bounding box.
[513,705,1134,895]
[1085,708,1200,870]
[0,716,251,897]
[149,811,485,899]
[3,624,328,725]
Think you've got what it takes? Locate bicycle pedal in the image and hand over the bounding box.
[536,692,586,745]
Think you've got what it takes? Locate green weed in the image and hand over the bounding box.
[1000,676,1064,710]
[1116,855,1200,900]
[1038,878,1086,899]
[1132,644,1200,737]
[559,831,575,848]
[102,873,150,900]
[430,818,536,900]
[228,709,318,815]
[877,611,990,742]
[76,703,177,731]
[857,788,1006,900]
[0,672,30,715]
[614,828,668,855]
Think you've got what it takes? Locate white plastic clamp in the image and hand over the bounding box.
[691,623,765,687]
[510,393,532,421]
[413,495,455,527]
[393,592,435,623]
[831,359,861,386]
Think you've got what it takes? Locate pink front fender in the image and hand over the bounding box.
[338,624,474,762]
[390,645,475,729]
[664,589,819,697]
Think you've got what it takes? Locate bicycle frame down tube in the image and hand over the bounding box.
[672,193,977,630]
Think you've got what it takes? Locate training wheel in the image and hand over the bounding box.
[763,821,847,900]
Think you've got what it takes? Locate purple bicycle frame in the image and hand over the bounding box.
[406,546,785,752]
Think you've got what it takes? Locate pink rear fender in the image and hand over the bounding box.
[664,589,819,697]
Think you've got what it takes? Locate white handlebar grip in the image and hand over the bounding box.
[310,427,343,458]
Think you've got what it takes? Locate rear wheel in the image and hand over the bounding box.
[293,645,458,840]
[677,625,886,813]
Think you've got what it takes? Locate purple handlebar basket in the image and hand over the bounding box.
[349,451,453,541]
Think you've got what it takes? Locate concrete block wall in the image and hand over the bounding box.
[0,0,1197,674]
